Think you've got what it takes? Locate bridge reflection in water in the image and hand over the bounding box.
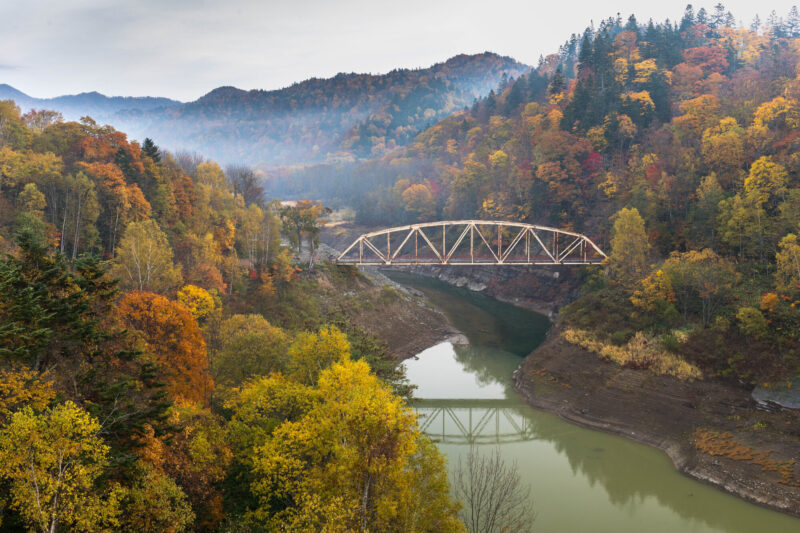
[413,398,536,444]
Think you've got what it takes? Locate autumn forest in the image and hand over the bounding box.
[2,2,800,532]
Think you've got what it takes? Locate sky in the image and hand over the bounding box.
[1,0,799,101]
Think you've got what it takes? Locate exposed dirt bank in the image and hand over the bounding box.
[514,328,800,517]
[320,266,465,359]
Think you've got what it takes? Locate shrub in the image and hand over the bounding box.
[562,328,703,380]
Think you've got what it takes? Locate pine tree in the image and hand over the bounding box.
[710,3,726,28]
[549,68,565,96]
[0,230,170,459]
[787,6,800,37]
[751,14,762,32]
[142,137,161,163]
[680,4,696,31]
[696,7,708,25]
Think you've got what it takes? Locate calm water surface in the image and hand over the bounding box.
[386,271,800,533]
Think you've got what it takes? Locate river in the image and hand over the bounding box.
[386,271,800,533]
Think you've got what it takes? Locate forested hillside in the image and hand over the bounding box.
[3,53,527,169]
[0,103,464,531]
[107,53,526,167]
[0,84,180,121]
[282,5,800,385]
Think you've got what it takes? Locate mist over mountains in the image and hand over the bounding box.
[1,52,528,168]
[0,84,181,121]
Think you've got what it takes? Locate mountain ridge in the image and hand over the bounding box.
[0,84,182,120]
[1,52,529,166]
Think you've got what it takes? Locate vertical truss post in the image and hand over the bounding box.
[526,228,530,262]
[470,224,474,264]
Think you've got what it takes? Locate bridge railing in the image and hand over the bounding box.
[337,220,606,266]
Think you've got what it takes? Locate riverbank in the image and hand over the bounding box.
[325,266,466,358]
[514,328,800,517]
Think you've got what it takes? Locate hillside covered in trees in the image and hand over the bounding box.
[0,102,468,531]
[277,4,800,386]
[3,53,528,168]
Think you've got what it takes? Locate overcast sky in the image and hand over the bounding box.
[1,0,799,101]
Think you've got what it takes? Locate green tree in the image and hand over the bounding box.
[18,182,46,219]
[141,138,161,163]
[736,307,769,339]
[119,463,194,533]
[213,314,289,389]
[661,249,739,326]
[280,200,331,268]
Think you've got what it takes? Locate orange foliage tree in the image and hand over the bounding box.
[118,292,212,404]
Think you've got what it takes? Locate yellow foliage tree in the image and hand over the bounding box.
[0,367,54,424]
[744,156,788,206]
[631,269,676,311]
[0,402,121,533]
[250,358,462,532]
[401,183,437,221]
[606,207,650,285]
[176,284,216,322]
[286,325,352,385]
[776,232,800,292]
[213,314,289,389]
[111,219,183,293]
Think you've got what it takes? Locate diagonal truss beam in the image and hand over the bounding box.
[337,220,606,266]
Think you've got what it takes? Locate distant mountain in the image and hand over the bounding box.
[0,84,181,121]
[1,53,528,167]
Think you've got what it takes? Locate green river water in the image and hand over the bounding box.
[385,271,800,533]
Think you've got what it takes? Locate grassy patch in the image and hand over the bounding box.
[563,328,702,381]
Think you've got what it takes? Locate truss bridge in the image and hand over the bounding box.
[337,220,605,266]
[414,399,536,444]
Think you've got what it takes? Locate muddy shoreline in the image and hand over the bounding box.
[513,328,800,518]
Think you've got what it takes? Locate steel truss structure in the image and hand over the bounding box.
[414,399,536,444]
[337,220,605,266]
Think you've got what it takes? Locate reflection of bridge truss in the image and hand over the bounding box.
[337,220,606,266]
[414,399,536,444]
